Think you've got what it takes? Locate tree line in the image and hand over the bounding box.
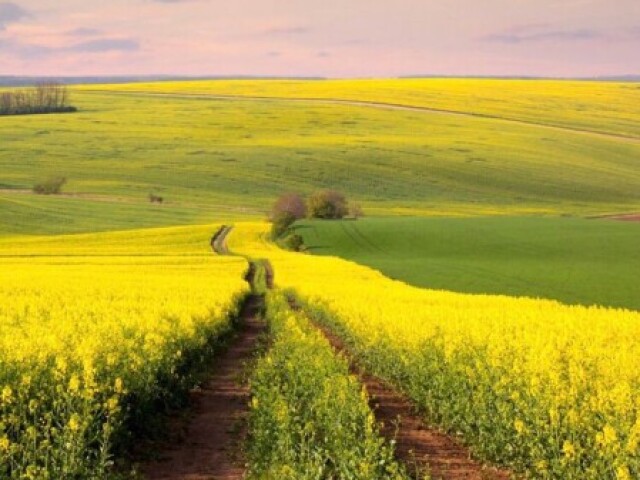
[0,83,76,116]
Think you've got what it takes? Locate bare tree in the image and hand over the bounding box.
[0,82,74,116]
[271,192,307,220]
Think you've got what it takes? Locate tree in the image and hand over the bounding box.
[307,190,349,219]
[271,193,307,220]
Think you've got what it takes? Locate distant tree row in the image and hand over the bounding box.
[0,83,76,116]
[270,190,364,250]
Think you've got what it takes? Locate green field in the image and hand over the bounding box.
[2,79,640,236]
[296,216,640,311]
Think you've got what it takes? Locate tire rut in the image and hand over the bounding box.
[287,297,511,480]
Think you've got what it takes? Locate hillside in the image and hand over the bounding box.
[1,79,639,235]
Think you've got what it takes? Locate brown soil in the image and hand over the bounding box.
[140,294,265,480]
[612,214,640,222]
[291,297,510,480]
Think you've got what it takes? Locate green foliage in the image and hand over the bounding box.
[33,176,67,195]
[307,190,349,219]
[3,85,640,235]
[247,291,409,480]
[297,216,640,311]
[283,233,304,252]
[270,212,296,240]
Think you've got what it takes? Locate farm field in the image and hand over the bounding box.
[295,216,640,311]
[0,225,248,478]
[81,78,640,138]
[229,222,640,479]
[1,79,640,237]
[1,77,640,479]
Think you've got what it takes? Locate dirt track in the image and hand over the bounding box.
[141,294,264,480]
[287,297,510,480]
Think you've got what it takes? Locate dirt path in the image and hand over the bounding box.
[288,298,509,480]
[83,89,640,145]
[211,225,233,254]
[141,294,264,480]
[142,228,264,480]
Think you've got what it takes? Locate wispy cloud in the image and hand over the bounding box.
[261,26,310,36]
[66,38,140,52]
[482,25,604,44]
[66,27,103,37]
[0,2,29,31]
[1,36,140,58]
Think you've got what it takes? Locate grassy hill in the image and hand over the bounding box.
[82,78,640,138]
[2,79,639,235]
[296,216,640,311]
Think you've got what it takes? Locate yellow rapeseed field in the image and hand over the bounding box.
[0,225,248,478]
[230,222,640,479]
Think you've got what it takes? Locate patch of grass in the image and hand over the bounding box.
[297,216,640,310]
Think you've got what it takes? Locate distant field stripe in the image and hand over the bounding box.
[81,89,640,144]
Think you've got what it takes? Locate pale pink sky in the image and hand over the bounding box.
[1,0,639,77]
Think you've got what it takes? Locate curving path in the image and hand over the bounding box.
[83,89,640,145]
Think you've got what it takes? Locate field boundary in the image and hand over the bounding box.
[82,89,640,144]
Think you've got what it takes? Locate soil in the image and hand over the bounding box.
[140,294,265,480]
[612,214,640,222]
[289,297,510,480]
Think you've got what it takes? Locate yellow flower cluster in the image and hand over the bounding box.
[230,222,640,479]
[0,225,248,478]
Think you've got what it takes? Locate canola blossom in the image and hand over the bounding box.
[0,225,248,478]
[248,291,408,479]
[230,222,640,479]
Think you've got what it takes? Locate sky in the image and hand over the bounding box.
[0,0,639,78]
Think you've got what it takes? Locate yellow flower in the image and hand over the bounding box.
[513,419,525,435]
[562,440,576,458]
[616,465,631,480]
[68,375,80,393]
[114,377,124,394]
[1,386,12,404]
[0,436,10,452]
[68,414,81,432]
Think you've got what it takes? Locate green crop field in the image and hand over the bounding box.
[2,79,640,237]
[296,216,640,311]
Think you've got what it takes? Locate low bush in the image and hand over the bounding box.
[33,177,67,195]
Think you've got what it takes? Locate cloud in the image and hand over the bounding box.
[0,2,29,30]
[261,26,310,36]
[482,24,603,44]
[66,38,140,52]
[66,27,103,37]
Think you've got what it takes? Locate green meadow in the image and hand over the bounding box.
[296,216,640,311]
[1,81,640,237]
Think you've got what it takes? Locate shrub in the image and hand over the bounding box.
[270,212,296,239]
[33,176,67,195]
[283,234,304,252]
[307,190,349,219]
[271,193,307,220]
[350,202,364,219]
